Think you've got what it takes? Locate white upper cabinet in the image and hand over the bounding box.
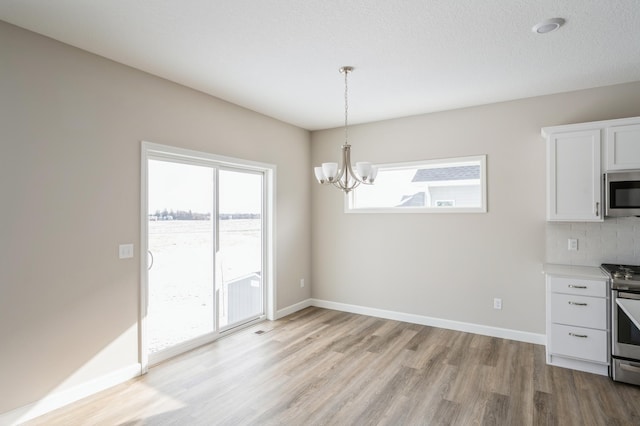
[545,130,602,221]
[606,123,640,171]
[542,116,640,222]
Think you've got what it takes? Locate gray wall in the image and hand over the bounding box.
[311,81,640,335]
[0,21,310,414]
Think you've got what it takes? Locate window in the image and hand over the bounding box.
[347,155,487,213]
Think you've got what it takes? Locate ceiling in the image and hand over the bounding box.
[1,1,639,131]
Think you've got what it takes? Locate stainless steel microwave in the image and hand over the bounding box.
[605,171,640,217]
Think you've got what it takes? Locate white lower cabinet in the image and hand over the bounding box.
[545,271,609,375]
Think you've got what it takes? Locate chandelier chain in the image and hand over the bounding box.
[344,68,349,146]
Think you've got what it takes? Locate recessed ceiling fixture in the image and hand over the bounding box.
[313,66,377,193]
[532,17,565,34]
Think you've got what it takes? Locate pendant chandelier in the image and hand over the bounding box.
[314,66,377,193]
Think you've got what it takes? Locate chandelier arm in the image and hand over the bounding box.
[333,179,358,193]
[345,159,365,184]
[332,180,346,191]
[332,175,352,192]
[334,165,346,183]
[344,144,366,185]
[342,170,360,192]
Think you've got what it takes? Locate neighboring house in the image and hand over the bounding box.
[399,165,481,208]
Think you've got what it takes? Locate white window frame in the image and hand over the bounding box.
[345,155,487,214]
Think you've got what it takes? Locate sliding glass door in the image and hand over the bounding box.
[143,144,270,367]
[217,169,264,330]
[147,160,215,356]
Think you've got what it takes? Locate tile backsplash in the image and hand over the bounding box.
[546,217,640,266]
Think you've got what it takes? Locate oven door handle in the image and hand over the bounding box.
[620,361,640,374]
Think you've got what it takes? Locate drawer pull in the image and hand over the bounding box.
[568,285,587,289]
[569,332,588,338]
[568,301,588,306]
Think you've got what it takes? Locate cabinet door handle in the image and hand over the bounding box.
[568,285,587,289]
[568,301,588,306]
[569,332,588,338]
[595,201,600,216]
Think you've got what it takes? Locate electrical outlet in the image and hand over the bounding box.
[300,278,305,288]
[493,298,502,310]
[568,238,578,251]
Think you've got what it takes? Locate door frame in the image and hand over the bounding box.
[140,141,276,373]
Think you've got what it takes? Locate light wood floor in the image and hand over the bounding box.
[27,307,640,425]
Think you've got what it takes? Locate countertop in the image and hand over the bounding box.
[543,263,609,280]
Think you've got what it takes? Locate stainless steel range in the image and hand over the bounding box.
[601,263,640,386]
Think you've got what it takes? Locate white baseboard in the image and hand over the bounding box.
[0,363,141,426]
[308,298,546,345]
[275,298,313,319]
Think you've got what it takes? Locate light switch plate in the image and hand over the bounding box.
[568,238,578,251]
[493,298,502,310]
[119,243,134,259]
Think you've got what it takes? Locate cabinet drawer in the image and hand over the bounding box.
[549,324,608,363]
[549,276,607,297]
[550,293,607,329]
